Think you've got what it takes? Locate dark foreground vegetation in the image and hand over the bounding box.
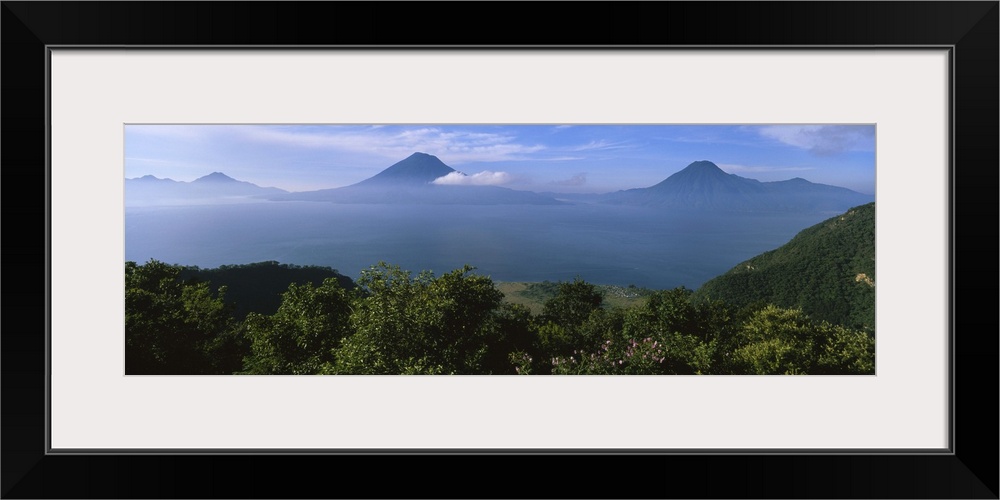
[178,261,355,319]
[125,259,874,375]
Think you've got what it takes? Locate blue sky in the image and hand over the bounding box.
[125,124,876,194]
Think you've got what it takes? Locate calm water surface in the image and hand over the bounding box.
[125,202,832,289]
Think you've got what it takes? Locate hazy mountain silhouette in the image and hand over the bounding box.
[126,172,287,206]
[129,157,871,211]
[189,172,288,195]
[601,160,873,212]
[272,152,565,205]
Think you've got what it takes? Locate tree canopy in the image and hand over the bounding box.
[125,259,236,374]
[125,259,874,376]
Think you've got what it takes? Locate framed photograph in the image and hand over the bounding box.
[4,2,996,498]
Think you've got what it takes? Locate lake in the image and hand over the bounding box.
[125,201,833,289]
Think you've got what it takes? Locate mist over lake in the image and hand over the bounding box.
[125,202,833,289]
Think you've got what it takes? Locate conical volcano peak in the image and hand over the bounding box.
[605,158,873,212]
[684,160,724,172]
[642,159,764,201]
[276,152,564,204]
[353,152,456,187]
[398,151,446,165]
[661,160,730,182]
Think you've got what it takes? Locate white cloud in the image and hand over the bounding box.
[758,125,874,155]
[432,171,514,186]
[129,125,554,172]
[567,140,631,152]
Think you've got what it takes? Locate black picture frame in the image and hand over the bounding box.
[3,2,996,498]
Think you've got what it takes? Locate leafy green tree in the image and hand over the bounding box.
[731,305,819,374]
[204,321,250,375]
[815,324,875,374]
[535,321,573,361]
[536,278,605,357]
[125,260,234,374]
[730,305,874,375]
[544,287,727,375]
[542,305,629,373]
[540,277,604,328]
[240,278,353,375]
[614,288,723,374]
[333,263,505,375]
[480,302,538,374]
[577,306,627,351]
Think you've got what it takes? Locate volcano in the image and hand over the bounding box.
[271,152,564,205]
[601,160,873,212]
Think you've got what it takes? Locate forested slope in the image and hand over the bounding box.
[179,261,355,319]
[693,203,875,330]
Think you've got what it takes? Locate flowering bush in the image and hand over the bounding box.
[550,337,670,375]
[509,351,534,375]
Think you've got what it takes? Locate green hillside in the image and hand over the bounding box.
[693,202,875,330]
[179,261,356,319]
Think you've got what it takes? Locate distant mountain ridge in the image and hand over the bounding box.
[127,156,872,211]
[601,160,873,213]
[126,172,287,206]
